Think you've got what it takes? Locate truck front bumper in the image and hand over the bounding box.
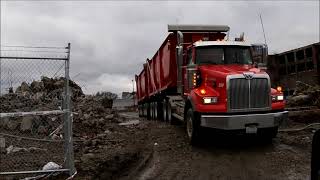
[200,111,288,130]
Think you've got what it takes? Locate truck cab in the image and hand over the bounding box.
[182,40,287,144]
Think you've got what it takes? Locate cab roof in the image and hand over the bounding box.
[193,41,251,47]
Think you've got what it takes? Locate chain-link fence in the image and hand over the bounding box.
[0,44,75,178]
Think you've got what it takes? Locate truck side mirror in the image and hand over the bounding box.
[261,45,268,64]
[251,44,268,65]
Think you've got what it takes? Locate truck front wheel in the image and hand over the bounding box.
[186,108,201,145]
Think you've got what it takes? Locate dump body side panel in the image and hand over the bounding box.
[137,34,178,100]
[136,70,146,102]
[136,31,227,103]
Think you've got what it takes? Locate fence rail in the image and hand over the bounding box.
[0,43,75,178]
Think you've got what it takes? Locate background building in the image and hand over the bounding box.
[267,42,320,96]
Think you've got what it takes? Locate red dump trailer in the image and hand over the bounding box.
[135,25,288,144]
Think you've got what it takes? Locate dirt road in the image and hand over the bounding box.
[117,112,312,180]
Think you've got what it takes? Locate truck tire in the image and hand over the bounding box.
[150,102,154,120]
[162,100,168,122]
[167,101,174,125]
[154,102,158,120]
[138,105,142,117]
[142,104,146,117]
[157,101,163,121]
[186,108,201,145]
[142,104,145,117]
[147,103,151,120]
[144,104,148,117]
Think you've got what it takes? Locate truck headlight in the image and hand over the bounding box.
[277,95,284,101]
[272,95,284,101]
[203,97,218,104]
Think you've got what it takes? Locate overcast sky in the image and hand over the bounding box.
[1,1,319,95]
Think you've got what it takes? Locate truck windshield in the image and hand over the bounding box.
[195,46,253,65]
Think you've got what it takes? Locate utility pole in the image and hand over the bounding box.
[260,13,268,45]
[132,79,135,107]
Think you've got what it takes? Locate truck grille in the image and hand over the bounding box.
[228,76,270,111]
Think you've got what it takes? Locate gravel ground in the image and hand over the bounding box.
[134,122,312,180]
[1,111,316,180]
[119,112,314,180]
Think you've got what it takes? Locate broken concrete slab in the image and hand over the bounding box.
[119,120,140,126]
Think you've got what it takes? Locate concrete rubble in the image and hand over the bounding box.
[287,81,320,107]
[6,145,47,154]
[0,77,148,179]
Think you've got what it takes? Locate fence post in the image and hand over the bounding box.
[64,43,76,176]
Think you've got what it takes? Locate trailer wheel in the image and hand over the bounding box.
[138,105,142,117]
[141,106,143,117]
[142,104,145,117]
[154,102,158,120]
[186,108,201,145]
[147,103,151,120]
[162,100,168,122]
[167,101,173,124]
[151,102,156,120]
[150,102,154,120]
[157,101,163,121]
[144,104,147,117]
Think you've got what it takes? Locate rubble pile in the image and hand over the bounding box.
[72,95,123,137]
[15,76,84,100]
[0,93,62,134]
[0,77,146,179]
[0,76,118,135]
[286,81,320,107]
[0,77,85,133]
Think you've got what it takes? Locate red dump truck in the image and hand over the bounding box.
[135,25,288,144]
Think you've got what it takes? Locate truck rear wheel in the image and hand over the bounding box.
[147,103,151,120]
[162,99,174,124]
[138,105,142,117]
[157,101,163,121]
[162,100,168,122]
[186,108,201,145]
[154,102,158,120]
[167,101,174,124]
[150,102,155,120]
[143,104,147,117]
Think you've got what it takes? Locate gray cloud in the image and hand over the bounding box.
[1,1,319,95]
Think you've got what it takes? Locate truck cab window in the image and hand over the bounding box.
[196,46,253,65]
[225,47,252,64]
[196,47,224,64]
